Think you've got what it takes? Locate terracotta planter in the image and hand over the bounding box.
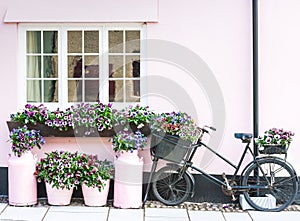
[45,182,73,205]
[8,151,37,206]
[82,180,110,206]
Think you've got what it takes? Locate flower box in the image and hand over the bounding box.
[7,121,117,137]
[150,131,192,163]
[259,145,288,154]
[7,121,75,137]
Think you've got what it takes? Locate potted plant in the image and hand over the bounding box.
[8,125,45,206]
[7,104,48,132]
[255,128,295,154]
[71,101,114,137]
[78,154,114,206]
[9,125,45,157]
[112,130,148,155]
[113,104,154,135]
[35,150,81,205]
[111,130,146,208]
[150,111,202,163]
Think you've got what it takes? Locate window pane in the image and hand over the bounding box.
[126,31,140,53]
[68,31,82,53]
[27,31,41,53]
[126,55,140,78]
[109,80,123,102]
[85,80,99,102]
[68,80,82,102]
[68,56,82,78]
[109,55,123,78]
[27,56,41,78]
[126,80,140,102]
[43,31,58,53]
[27,80,42,102]
[84,31,99,53]
[85,56,99,78]
[44,80,58,102]
[109,30,123,53]
[43,56,58,78]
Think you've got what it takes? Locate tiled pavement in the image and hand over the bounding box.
[0,203,300,221]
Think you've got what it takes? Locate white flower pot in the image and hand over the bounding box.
[82,180,110,206]
[45,182,73,205]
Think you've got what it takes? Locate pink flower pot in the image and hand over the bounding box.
[45,182,73,205]
[113,150,143,208]
[82,180,110,206]
[8,151,37,206]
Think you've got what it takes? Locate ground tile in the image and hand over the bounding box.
[108,208,144,221]
[0,203,7,214]
[223,212,252,221]
[145,208,188,218]
[0,206,48,221]
[48,205,109,213]
[44,211,107,221]
[248,211,300,221]
[189,211,225,221]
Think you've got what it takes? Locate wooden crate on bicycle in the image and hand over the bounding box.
[150,131,192,163]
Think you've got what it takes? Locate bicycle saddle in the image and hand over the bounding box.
[234,133,253,140]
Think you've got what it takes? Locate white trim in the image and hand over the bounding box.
[18,23,145,110]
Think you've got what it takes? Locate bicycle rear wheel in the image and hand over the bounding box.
[242,157,298,211]
[152,165,191,206]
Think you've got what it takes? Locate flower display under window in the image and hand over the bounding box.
[151,112,202,143]
[112,130,148,152]
[9,125,45,157]
[10,104,48,125]
[35,151,82,190]
[255,128,294,148]
[45,108,73,131]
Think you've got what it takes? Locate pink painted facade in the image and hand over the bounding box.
[0,0,299,175]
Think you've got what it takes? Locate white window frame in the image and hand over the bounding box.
[18,23,146,110]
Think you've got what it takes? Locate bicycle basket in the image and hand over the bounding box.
[259,145,288,154]
[150,132,192,163]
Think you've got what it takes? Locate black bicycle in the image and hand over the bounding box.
[143,126,299,212]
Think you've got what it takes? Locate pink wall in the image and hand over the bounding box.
[2,0,298,175]
[259,0,300,172]
[0,1,18,166]
[147,0,253,173]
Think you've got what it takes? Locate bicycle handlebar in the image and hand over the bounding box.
[201,125,216,133]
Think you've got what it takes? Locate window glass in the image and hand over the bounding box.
[68,31,82,53]
[84,31,99,53]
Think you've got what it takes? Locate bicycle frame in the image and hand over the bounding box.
[184,140,267,191]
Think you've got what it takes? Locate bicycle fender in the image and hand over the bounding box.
[240,157,299,182]
[165,163,196,197]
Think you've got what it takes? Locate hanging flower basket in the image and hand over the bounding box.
[150,131,192,163]
[259,145,288,154]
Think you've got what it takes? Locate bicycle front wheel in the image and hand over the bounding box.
[152,165,192,206]
[242,157,298,211]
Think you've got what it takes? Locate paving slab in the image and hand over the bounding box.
[108,208,144,221]
[0,203,7,213]
[0,206,48,221]
[45,206,109,221]
[223,212,252,221]
[145,208,188,219]
[189,211,225,221]
[44,211,108,221]
[48,205,109,213]
[248,211,300,221]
